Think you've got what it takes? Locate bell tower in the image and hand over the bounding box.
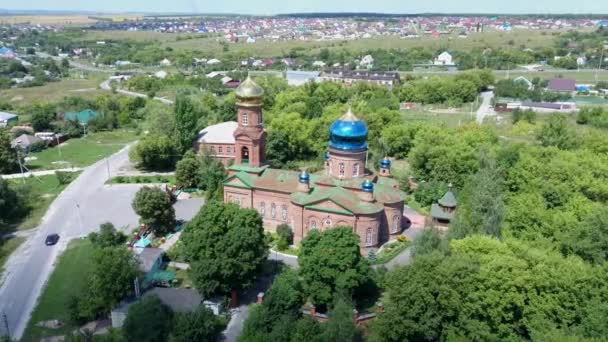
[233,76,266,167]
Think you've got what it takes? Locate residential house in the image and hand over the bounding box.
[312,60,327,68]
[136,247,164,275]
[319,70,400,87]
[64,109,99,125]
[576,56,587,66]
[434,51,454,66]
[0,47,16,59]
[286,70,320,86]
[207,58,221,65]
[111,288,203,328]
[547,78,576,94]
[11,134,44,151]
[154,70,168,79]
[360,55,374,69]
[159,58,171,66]
[0,111,18,127]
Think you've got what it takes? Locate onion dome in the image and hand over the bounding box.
[380,157,391,169]
[329,108,368,150]
[235,76,264,99]
[299,170,310,184]
[362,179,374,193]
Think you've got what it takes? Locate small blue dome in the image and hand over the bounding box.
[362,179,374,192]
[299,171,310,183]
[380,158,391,169]
[329,108,368,151]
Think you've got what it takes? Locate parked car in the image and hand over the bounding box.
[45,234,60,246]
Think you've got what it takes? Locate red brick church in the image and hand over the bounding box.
[202,76,406,252]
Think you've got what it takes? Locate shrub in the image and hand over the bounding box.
[55,171,73,185]
[276,224,293,251]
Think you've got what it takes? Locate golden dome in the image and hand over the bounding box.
[235,76,264,99]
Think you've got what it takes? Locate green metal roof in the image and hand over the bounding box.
[438,190,457,208]
[64,109,98,124]
[430,203,455,221]
[228,163,269,175]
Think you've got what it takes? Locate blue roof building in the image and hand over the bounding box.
[64,109,99,124]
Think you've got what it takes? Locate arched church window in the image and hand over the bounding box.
[281,205,288,221]
[366,227,374,246]
[353,163,359,177]
[392,215,400,233]
[339,163,345,176]
[259,202,265,217]
[271,203,276,219]
[242,112,249,125]
[309,219,317,230]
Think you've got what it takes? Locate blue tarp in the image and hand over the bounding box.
[134,237,152,248]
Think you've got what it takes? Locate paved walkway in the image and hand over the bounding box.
[1,167,83,180]
[476,91,496,124]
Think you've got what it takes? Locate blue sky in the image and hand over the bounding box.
[2,0,608,15]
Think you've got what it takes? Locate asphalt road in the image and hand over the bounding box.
[100,79,174,105]
[0,145,203,340]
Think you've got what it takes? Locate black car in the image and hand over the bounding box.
[45,234,60,246]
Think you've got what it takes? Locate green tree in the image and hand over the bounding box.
[265,130,292,168]
[175,150,201,189]
[537,113,578,149]
[198,153,227,200]
[182,202,267,296]
[123,295,173,342]
[0,129,19,174]
[170,306,224,342]
[88,222,127,248]
[132,186,175,235]
[75,246,139,320]
[131,135,179,171]
[299,227,371,308]
[0,178,26,227]
[449,155,505,239]
[275,224,293,251]
[30,103,56,132]
[380,124,422,159]
[561,206,608,264]
[291,316,323,342]
[411,227,447,258]
[323,296,359,342]
[174,93,200,154]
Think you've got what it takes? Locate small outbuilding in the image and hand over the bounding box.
[0,111,18,127]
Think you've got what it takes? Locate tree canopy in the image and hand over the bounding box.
[182,201,267,297]
[132,186,175,235]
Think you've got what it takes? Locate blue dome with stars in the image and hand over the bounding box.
[329,108,368,151]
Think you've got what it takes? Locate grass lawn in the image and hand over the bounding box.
[6,173,78,231]
[372,239,411,265]
[22,238,94,342]
[25,130,138,171]
[107,175,176,185]
[0,77,106,104]
[403,110,474,128]
[0,236,26,277]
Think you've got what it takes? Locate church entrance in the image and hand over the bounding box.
[241,146,249,164]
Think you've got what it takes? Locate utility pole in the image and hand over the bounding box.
[16,149,25,184]
[2,311,10,339]
[55,134,63,161]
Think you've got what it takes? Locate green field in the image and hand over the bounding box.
[22,238,94,342]
[402,110,475,127]
[0,236,26,277]
[26,130,138,171]
[0,77,106,104]
[7,173,78,230]
[80,29,562,58]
